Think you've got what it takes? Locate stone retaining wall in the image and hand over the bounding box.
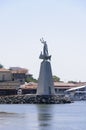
[0,94,72,104]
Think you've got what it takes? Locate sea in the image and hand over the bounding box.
[0,101,86,130]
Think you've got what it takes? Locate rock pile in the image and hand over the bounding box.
[0,94,72,104]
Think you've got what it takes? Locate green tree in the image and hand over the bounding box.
[68,81,77,84]
[53,75,60,82]
[0,64,3,68]
[25,76,37,83]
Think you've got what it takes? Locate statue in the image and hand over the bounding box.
[39,38,51,60]
[37,38,55,95]
[40,38,48,57]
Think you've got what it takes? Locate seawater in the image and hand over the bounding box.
[0,101,86,130]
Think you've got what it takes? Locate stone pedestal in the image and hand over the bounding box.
[37,60,55,95]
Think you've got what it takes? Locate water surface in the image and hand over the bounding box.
[0,101,86,130]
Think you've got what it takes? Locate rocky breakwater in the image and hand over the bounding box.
[0,94,72,104]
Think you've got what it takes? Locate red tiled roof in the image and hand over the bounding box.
[11,69,28,74]
[54,82,76,87]
[20,82,37,89]
[10,67,28,74]
[0,68,10,72]
[20,82,86,90]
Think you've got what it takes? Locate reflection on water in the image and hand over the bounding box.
[0,111,18,116]
[37,105,53,129]
[0,111,25,130]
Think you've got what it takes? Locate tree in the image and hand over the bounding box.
[25,76,37,83]
[53,75,60,82]
[0,64,3,68]
[68,81,77,84]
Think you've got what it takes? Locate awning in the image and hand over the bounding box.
[66,85,86,92]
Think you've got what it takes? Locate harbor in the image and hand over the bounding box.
[0,39,86,102]
[0,0,86,130]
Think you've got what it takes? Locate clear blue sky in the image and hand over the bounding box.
[0,0,86,82]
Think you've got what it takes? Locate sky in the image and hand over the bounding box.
[0,0,86,82]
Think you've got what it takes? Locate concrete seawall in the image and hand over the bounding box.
[0,94,72,104]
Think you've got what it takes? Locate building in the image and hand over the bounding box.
[0,66,28,95]
[19,82,86,95]
[0,68,12,82]
[0,66,33,96]
[0,81,20,96]
[19,82,75,94]
[54,82,76,94]
[9,67,28,84]
[66,85,86,100]
[54,82,86,94]
[20,82,37,94]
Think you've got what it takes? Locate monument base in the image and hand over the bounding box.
[37,60,55,95]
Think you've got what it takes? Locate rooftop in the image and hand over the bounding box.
[0,68,10,72]
[20,82,86,90]
[10,67,28,74]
